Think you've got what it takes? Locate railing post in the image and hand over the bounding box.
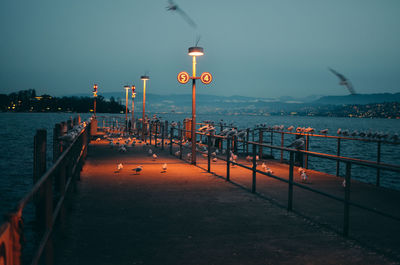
[258,128,263,159]
[53,123,62,162]
[149,122,152,146]
[226,137,230,181]
[280,132,284,162]
[336,138,341,177]
[207,134,211,172]
[179,129,183,160]
[161,123,165,150]
[376,141,381,186]
[169,127,173,155]
[288,151,294,211]
[246,128,250,155]
[33,129,47,223]
[343,162,351,237]
[305,135,309,169]
[270,131,273,157]
[154,122,158,147]
[252,143,257,193]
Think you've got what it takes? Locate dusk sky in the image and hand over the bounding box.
[1,0,399,98]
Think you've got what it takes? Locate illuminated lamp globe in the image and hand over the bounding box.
[141,75,150,80]
[188,47,204,56]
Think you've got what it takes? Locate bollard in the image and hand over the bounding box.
[343,162,351,237]
[226,138,230,181]
[252,143,257,193]
[288,151,294,211]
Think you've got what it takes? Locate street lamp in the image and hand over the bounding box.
[131,85,136,131]
[177,46,213,165]
[124,85,130,130]
[141,75,149,140]
[93,84,98,118]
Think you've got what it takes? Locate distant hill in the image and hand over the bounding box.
[314,93,400,105]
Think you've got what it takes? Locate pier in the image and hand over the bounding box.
[1,117,400,265]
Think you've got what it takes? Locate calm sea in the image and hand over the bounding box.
[1,112,400,220]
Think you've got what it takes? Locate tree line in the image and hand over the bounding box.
[0,89,125,113]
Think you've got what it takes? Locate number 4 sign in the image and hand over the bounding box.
[200,72,212,84]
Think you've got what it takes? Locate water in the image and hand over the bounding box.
[1,112,400,221]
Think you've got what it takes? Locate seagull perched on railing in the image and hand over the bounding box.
[288,137,305,149]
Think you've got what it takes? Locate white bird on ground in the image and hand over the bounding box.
[261,162,267,171]
[175,150,181,157]
[246,155,252,162]
[211,151,217,157]
[342,179,346,188]
[133,166,143,174]
[212,157,218,162]
[300,171,308,182]
[187,153,192,160]
[116,163,123,172]
[148,149,153,156]
[162,163,167,172]
[152,154,158,160]
[96,138,101,142]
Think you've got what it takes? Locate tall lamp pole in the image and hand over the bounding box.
[177,47,212,165]
[141,75,149,140]
[131,85,136,131]
[93,84,98,118]
[124,85,130,130]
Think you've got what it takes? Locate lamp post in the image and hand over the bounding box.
[177,47,213,165]
[141,75,149,140]
[131,85,136,131]
[93,84,98,118]
[124,85,130,130]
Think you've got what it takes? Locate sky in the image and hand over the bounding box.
[0,0,399,99]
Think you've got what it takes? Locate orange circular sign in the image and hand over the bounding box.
[177,71,190,84]
[200,72,212,84]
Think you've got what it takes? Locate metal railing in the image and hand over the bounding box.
[0,117,91,265]
[160,125,400,239]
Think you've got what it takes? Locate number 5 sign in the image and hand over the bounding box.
[177,72,190,84]
[200,72,212,84]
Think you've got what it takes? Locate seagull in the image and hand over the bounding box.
[162,163,167,172]
[133,166,143,175]
[175,150,181,157]
[300,171,308,182]
[261,162,267,171]
[320,129,328,134]
[152,154,158,160]
[212,157,218,162]
[287,126,294,132]
[187,153,192,160]
[96,138,101,142]
[287,137,305,149]
[246,155,252,162]
[166,0,197,28]
[265,167,273,174]
[337,128,342,135]
[116,163,123,172]
[328,68,356,95]
[148,149,153,156]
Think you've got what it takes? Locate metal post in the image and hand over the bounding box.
[149,122,152,146]
[191,78,196,165]
[169,127,173,155]
[305,135,309,169]
[246,128,250,154]
[179,129,183,160]
[226,138,230,181]
[288,151,294,211]
[207,134,212,172]
[343,162,351,237]
[270,131,273,157]
[252,143,257,193]
[53,123,62,163]
[280,132,284,162]
[376,141,381,186]
[154,122,158,147]
[336,138,341,177]
[161,123,165,150]
[258,128,263,159]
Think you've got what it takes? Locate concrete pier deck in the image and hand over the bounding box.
[53,139,399,265]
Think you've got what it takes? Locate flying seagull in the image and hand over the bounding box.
[328,68,356,95]
[166,0,197,28]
